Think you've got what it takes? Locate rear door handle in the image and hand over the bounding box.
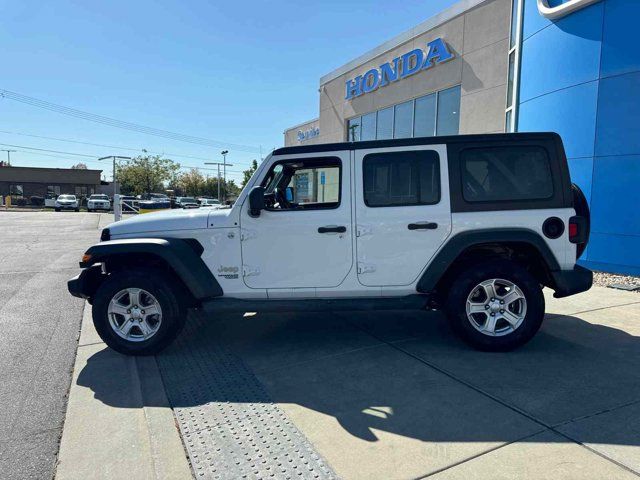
[318,225,347,234]
[408,222,438,230]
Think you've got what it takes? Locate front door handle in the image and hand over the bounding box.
[408,222,438,230]
[318,225,347,234]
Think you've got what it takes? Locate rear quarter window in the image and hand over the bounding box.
[461,146,553,203]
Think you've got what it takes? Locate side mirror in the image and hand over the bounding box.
[248,186,265,217]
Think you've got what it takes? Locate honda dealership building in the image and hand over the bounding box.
[284,0,639,275]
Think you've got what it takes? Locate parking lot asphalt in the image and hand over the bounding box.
[0,212,105,479]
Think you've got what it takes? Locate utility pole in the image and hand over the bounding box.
[204,161,234,203]
[98,155,132,198]
[221,150,229,201]
[0,149,16,166]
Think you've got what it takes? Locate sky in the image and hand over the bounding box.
[0,0,458,184]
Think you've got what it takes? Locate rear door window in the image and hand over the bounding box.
[363,150,440,207]
[461,146,553,202]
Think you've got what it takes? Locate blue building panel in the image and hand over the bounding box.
[519,2,603,103]
[518,81,598,159]
[567,157,594,203]
[518,0,640,274]
[590,155,640,237]
[600,0,640,78]
[595,72,640,157]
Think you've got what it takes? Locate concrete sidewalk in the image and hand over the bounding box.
[56,285,640,480]
[55,305,191,480]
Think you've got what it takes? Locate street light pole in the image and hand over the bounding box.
[221,150,229,201]
[204,161,234,203]
[98,155,132,198]
[0,149,16,166]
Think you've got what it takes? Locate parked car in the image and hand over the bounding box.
[55,194,79,212]
[87,194,111,212]
[68,133,592,356]
[199,198,222,208]
[175,196,199,209]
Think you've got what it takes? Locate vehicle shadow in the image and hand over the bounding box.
[77,307,640,448]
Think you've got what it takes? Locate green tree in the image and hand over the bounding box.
[116,155,180,195]
[242,160,258,187]
[71,162,88,169]
[178,169,206,196]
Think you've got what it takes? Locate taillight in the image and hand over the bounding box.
[569,222,578,239]
[569,216,585,244]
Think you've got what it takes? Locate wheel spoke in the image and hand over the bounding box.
[502,310,522,326]
[500,289,522,306]
[483,280,497,300]
[137,319,152,338]
[128,289,141,307]
[120,318,135,336]
[484,315,498,334]
[143,304,160,318]
[110,304,129,316]
[468,303,488,314]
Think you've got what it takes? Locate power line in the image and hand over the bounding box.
[0,88,262,153]
[0,129,257,166]
[0,142,247,175]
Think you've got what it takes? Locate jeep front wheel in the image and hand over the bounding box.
[92,269,186,355]
[445,261,545,351]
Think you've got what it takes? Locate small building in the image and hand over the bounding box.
[0,165,102,200]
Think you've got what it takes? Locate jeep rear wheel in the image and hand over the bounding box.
[92,269,186,355]
[445,260,545,351]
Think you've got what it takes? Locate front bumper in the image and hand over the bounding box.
[68,265,104,301]
[550,265,593,298]
[56,204,78,209]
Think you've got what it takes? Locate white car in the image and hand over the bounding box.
[55,195,79,212]
[69,133,592,356]
[87,194,111,212]
[199,198,222,208]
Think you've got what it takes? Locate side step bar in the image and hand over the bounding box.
[202,294,431,314]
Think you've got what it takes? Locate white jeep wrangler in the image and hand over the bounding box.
[69,133,592,355]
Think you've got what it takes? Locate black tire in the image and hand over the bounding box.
[55,208,60,212]
[87,208,93,212]
[92,269,186,355]
[445,260,545,351]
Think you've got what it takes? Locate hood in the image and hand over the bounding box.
[108,207,233,236]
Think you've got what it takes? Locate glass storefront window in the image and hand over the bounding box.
[507,52,515,108]
[393,101,413,139]
[361,112,376,141]
[345,84,461,141]
[347,117,361,142]
[436,85,461,136]
[414,93,437,137]
[509,0,518,49]
[376,107,394,140]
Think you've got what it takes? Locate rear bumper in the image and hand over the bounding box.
[550,265,593,298]
[68,265,104,301]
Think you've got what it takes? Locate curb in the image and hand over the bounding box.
[55,303,192,480]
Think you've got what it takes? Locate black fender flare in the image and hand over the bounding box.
[416,228,561,293]
[79,238,223,300]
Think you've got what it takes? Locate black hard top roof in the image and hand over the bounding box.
[273,132,562,156]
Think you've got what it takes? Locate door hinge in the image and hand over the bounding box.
[240,229,258,241]
[357,262,376,274]
[242,265,261,277]
[356,225,373,237]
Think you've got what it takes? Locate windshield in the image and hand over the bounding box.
[59,195,76,200]
[90,195,109,200]
[181,197,196,203]
[205,199,220,204]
